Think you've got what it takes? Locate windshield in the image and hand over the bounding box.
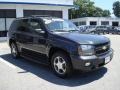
[44,18,79,32]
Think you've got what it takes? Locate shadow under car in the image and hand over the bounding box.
[0,54,108,87]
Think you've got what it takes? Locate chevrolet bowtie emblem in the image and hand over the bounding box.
[103,46,107,50]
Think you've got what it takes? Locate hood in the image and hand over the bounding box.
[54,32,109,45]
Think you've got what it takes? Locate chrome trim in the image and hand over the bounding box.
[80,48,113,60]
[80,55,97,60]
[95,43,110,55]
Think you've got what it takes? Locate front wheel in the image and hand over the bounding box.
[51,52,73,78]
[10,42,20,58]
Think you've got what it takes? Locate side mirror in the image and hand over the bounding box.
[35,29,45,34]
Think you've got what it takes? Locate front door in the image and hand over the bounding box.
[26,18,48,63]
[28,18,47,55]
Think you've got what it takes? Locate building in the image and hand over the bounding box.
[0,0,74,39]
[71,17,120,26]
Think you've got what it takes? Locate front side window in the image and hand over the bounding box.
[29,19,44,33]
[29,19,42,32]
[44,18,78,32]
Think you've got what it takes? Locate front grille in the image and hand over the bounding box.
[95,42,110,55]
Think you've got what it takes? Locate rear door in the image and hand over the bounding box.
[15,19,34,50]
[15,18,48,63]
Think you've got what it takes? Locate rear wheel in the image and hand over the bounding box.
[51,52,73,78]
[10,42,20,58]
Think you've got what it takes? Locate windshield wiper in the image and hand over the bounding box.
[50,29,79,32]
[51,29,69,32]
[68,30,79,32]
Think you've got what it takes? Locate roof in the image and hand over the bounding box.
[0,0,74,7]
[71,17,120,21]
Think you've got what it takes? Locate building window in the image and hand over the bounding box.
[112,22,119,26]
[90,21,97,25]
[0,18,5,31]
[24,10,62,18]
[74,22,79,26]
[0,9,16,37]
[78,21,86,26]
[101,21,109,25]
[0,9,16,18]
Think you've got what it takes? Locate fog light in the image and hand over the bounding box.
[85,62,91,67]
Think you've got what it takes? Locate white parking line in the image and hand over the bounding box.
[0,57,16,69]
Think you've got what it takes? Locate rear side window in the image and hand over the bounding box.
[9,20,19,32]
[17,19,29,32]
[21,19,29,26]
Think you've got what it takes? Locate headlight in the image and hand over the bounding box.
[78,45,95,56]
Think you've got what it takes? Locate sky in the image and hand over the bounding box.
[91,0,119,16]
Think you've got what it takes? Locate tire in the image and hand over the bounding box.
[10,42,20,58]
[51,52,73,78]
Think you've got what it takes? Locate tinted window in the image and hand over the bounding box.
[29,19,41,30]
[44,19,78,32]
[0,10,5,18]
[21,19,29,25]
[101,21,109,25]
[29,19,43,32]
[79,21,86,26]
[17,19,29,32]
[0,9,16,18]
[24,10,62,18]
[6,10,16,18]
[9,20,19,31]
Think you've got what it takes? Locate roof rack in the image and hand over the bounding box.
[16,15,57,20]
[31,15,51,17]
[16,17,27,19]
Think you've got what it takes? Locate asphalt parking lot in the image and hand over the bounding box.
[0,35,120,90]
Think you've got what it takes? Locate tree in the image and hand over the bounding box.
[93,8,111,17]
[102,10,111,17]
[69,0,111,19]
[93,7,103,17]
[69,0,95,18]
[113,1,120,17]
[75,0,95,17]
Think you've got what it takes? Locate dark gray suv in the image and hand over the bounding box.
[8,16,113,78]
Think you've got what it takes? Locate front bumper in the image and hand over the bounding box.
[71,49,113,71]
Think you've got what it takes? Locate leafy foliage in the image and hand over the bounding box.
[113,1,120,17]
[69,0,111,19]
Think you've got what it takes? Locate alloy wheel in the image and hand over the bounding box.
[53,56,66,75]
[11,44,17,57]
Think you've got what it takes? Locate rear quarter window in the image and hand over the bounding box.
[9,20,19,32]
[10,19,29,32]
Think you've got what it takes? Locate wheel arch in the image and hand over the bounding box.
[48,47,71,60]
[9,39,16,46]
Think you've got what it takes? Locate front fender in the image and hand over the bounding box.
[46,37,78,57]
